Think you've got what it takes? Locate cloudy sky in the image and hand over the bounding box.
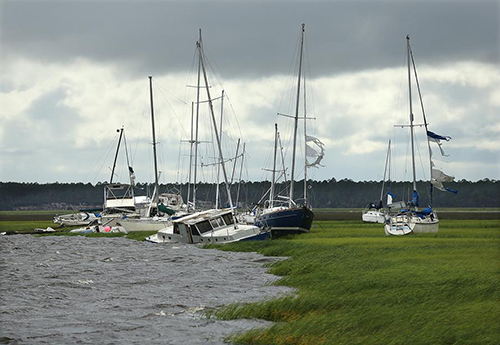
[1,0,499,187]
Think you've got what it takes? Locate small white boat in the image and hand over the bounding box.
[362,209,387,224]
[147,208,269,244]
[53,212,100,226]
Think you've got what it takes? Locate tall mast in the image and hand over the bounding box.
[199,40,234,209]
[193,29,202,210]
[407,35,417,193]
[187,101,194,210]
[110,127,124,183]
[303,61,308,205]
[215,90,224,209]
[270,123,278,208]
[149,75,159,203]
[289,23,305,207]
[409,42,435,206]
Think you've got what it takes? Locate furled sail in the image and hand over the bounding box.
[305,135,325,168]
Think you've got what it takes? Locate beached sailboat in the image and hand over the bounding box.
[147,30,267,244]
[117,76,187,231]
[384,36,457,236]
[254,24,324,237]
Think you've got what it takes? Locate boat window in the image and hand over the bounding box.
[173,223,180,234]
[195,220,213,234]
[210,217,223,228]
[189,225,200,236]
[222,213,234,225]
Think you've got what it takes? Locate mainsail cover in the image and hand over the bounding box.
[305,135,325,168]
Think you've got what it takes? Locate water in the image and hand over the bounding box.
[0,235,292,344]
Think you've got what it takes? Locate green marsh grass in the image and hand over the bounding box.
[209,220,500,344]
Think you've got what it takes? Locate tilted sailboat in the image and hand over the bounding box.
[147,30,268,244]
[384,35,457,236]
[255,24,325,237]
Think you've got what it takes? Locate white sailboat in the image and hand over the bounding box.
[363,140,393,224]
[117,76,187,232]
[385,35,457,236]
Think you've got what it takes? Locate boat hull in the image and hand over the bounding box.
[362,210,386,224]
[255,206,314,237]
[384,212,439,236]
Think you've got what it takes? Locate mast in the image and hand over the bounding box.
[270,123,278,208]
[407,35,417,195]
[122,129,135,189]
[236,142,246,208]
[303,61,308,205]
[380,140,391,204]
[215,90,224,209]
[110,127,124,183]
[289,23,305,207]
[199,37,234,209]
[149,75,159,204]
[193,29,202,210]
[409,42,435,206]
[187,101,194,210]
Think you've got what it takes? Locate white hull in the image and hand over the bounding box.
[384,212,439,236]
[53,212,100,226]
[362,210,386,224]
[147,224,267,244]
[117,217,171,232]
[146,209,269,244]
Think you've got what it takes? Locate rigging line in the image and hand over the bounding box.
[132,86,149,168]
[152,79,189,138]
[176,140,182,184]
[303,32,318,136]
[156,83,187,106]
[84,133,119,184]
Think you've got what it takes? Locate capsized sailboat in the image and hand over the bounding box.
[254,24,324,237]
[384,35,457,236]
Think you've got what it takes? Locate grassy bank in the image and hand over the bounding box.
[207,220,500,344]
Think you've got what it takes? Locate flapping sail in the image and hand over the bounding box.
[427,130,457,194]
[427,130,451,156]
[305,135,325,168]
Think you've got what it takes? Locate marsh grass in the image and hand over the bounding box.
[209,220,500,344]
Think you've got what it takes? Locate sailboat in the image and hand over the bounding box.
[254,24,324,237]
[362,140,393,224]
[147,30,268,244]
[117,76,187,232]
[384,35,457,236]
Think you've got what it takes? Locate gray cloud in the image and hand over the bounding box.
[2,1,498,79]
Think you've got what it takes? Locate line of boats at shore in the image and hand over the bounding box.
[54,29,456,241]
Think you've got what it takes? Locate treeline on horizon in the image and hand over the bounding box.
[1,179,499,211]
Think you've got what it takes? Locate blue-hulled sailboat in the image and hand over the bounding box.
[255,24,324,237]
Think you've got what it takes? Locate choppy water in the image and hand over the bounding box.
[0,235,292,344]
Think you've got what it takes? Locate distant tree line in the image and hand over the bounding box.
[0,179,498,211]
